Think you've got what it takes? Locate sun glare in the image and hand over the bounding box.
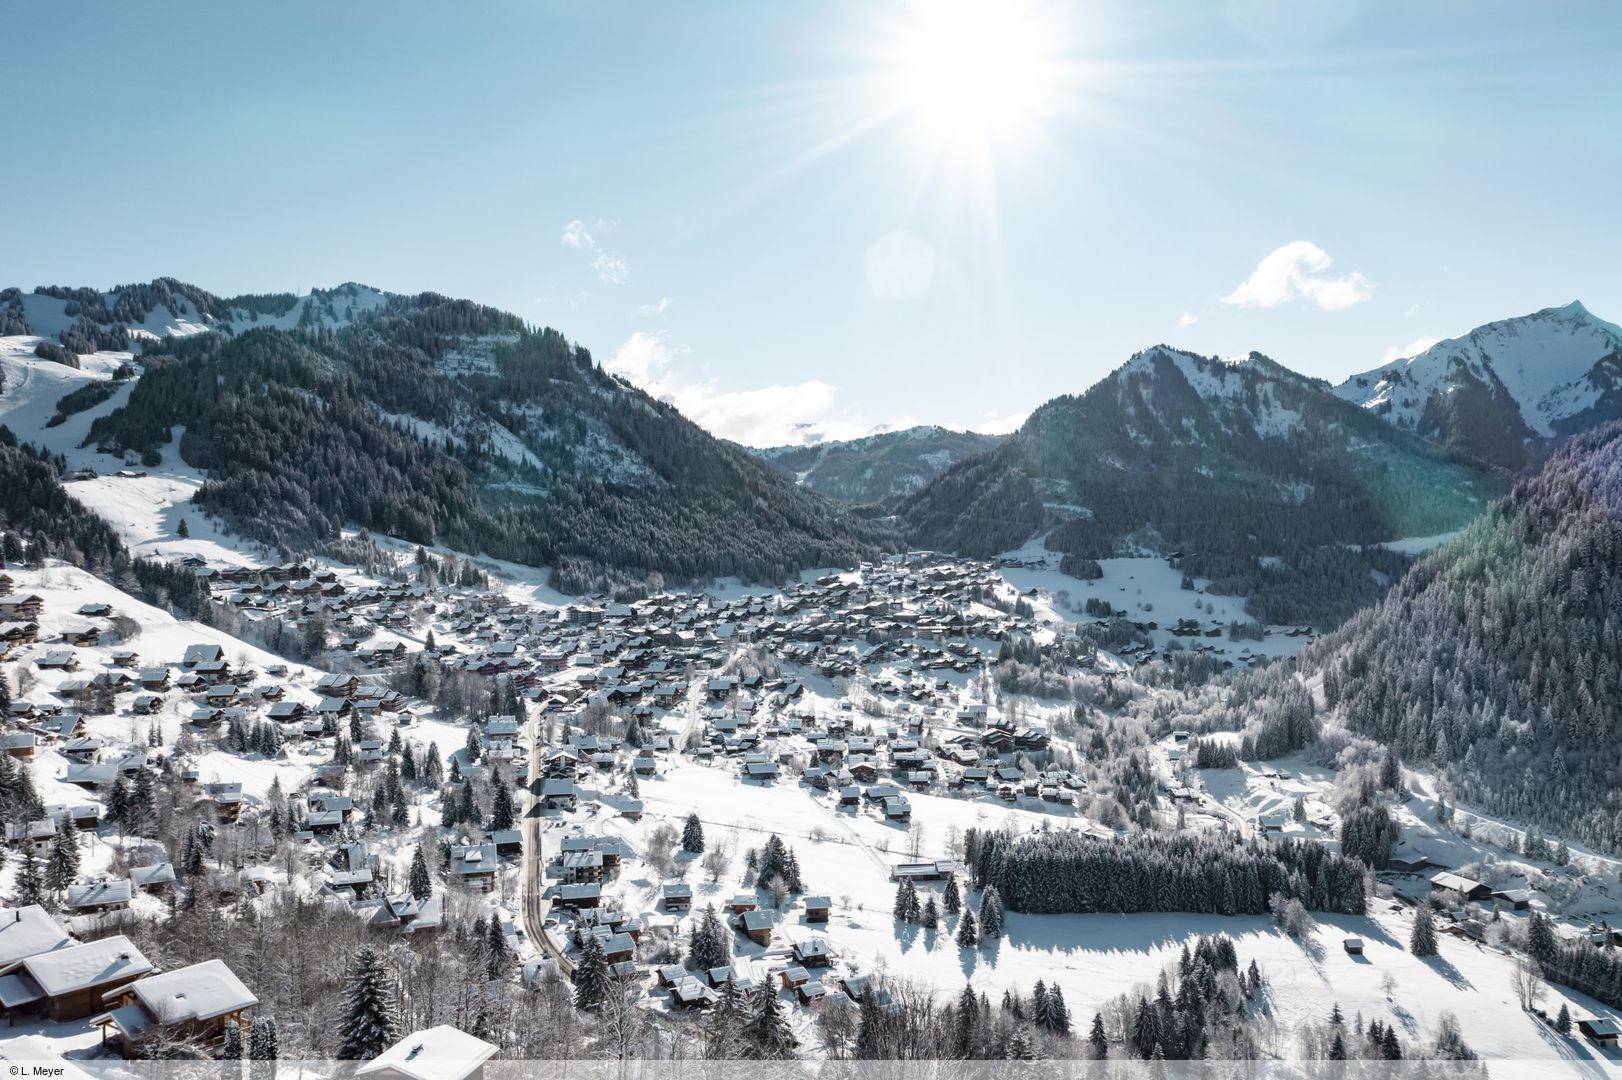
[880,0,1064,154]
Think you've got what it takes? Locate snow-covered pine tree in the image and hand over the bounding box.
[409,845,432,901]
[955,909,978,948]
[46,815,80,893]
[1409,907,1438,957]
[335,946,401,1059]
[682,813,705,854]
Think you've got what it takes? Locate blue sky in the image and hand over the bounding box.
[9,1,1621,445]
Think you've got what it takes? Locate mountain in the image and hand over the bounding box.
[1298,421,1622,851]
[0,280,898,592]
[753,425,1005,503]
[1334,301,1622,471]
[900,345,1497,625]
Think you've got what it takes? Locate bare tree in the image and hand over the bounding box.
[1511,956,1544,1012]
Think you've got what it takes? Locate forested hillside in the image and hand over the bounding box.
[901,346,1496,625]
[754,426,1005,503]
[1304,422,1622,850]
[66,286,896,590]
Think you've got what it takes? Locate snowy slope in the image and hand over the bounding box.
[1335,301,1622,443]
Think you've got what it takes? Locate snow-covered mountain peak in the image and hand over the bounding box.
[1334,301,1622,440]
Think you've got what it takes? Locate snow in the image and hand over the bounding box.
[1336,301,1622,437]
[19,936,152,997]
[356,1024,498,1080]
[0,906,73,968]
[129,959,258,1023]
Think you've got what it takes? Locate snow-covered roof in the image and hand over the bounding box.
[356,1024,498,1080]
[128,959,258,1024]
[20,935,153,996]
[0,905,72,970]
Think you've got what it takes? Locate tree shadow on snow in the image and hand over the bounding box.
[1419,952,1473,991]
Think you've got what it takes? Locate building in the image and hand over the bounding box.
[8,936,154,1021]
[92,960,258,1057]
[356,1025,499,1080]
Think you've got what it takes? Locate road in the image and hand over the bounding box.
[521,705,574,977]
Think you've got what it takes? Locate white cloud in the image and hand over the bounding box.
[606,331,860,447]
[864,230,936,300]
[1222,241,1373,311]
[560,218,629,285]
[1381,334,1442,364]
[974,411,1029,436]
[636,296,672,317]
[1177,311,1199,328]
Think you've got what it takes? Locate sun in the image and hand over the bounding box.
[878,0,1065,157]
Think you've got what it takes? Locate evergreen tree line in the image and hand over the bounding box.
[964,827,1367,916]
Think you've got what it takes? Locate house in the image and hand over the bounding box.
[1429,871,1492,903]
[448,844,499,892]
[1492,889,1533,912]
[1577,1017,1621,1048]
[9,935,154,1020]
[181,644,224,668]
[64,877,134,914]
[661,883,693,912]
[92,959,258,1057]
[737,910,773,946]
[130,863,177,893]
[803,896,831,923]
[792,939,835,968]
[554,883,602,910]
[538,778,578,810]
[669,977,718,1010]
[1342,937,1364,955]
[356,1025,499,1080]
[0,905,73,975]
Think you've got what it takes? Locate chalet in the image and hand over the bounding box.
[355,1025,498,1080]
[1342,937,1364,955]
[448,844,499,892]
[136,666,171,690]
[889,859,962,882]
[488,829,522,857]
[554,883,602,909]
[1429,871,1492,903]
[0,622,38,646]
[1578,1017,1621,1048]
[662,883,693,911]
[0,904,72,975]
[803,896,832,923]
[795,979,828,1005]
[181,643,224,668]
[0,732,35,759]
[1492,889,1533,912]
[737,910,773,946]
[669,977,718,1010]
[724,895,759,915]
[130,863,177,893]
[34,651,79,672]
[0,596,43,621]
[792,939,835,968]
[64,877,134,914]
[538,778,578,810]
[9,936,154,1020]
[93,959,258,1057]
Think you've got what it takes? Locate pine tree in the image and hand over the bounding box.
[682,813,706,854]
[978,884,1004,937]
[1410,907,1438,957]
[921,895,939,930]
[46,816,81,893]
[1527,911,1557,962]
[222,1023,243,1060]
[335,946,401,1059]
[1328,1033,1347,1060]
[956,983,980,1058]
[488,774,516,831]
[1555,1003,1572,1035]
[943,874,961,914]
[1089,1012,1108,1058]
[248,1016,278,1061]
[955,909,978,948]
[573,934,611,1010]
[14,851,45,907]
[485,916,509,979]
[464,726,481,764]
[409,845,432,901]
[748,982,797,1057]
